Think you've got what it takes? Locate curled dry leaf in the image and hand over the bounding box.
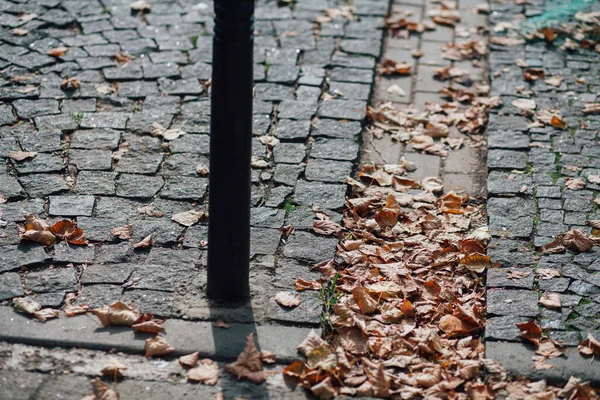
[90,379,120,400]
[101,360,128,380]
[33,308,60,322]
[224,333,266,384]
[145,335,175,357]
[515,321,543,348]
[91,300,140,327]
[578,333,600,356]
[565,177,585,190]
[61,77,80,91]
[171,210,204,227]
[378,59,411,76]
[47,47,69,57]
[352,286,378,314]
[131,0,151,11]
[460,253,490,273]
[110,224,132,240]
[132,320,165,333]
[583,103,600,115]
[133,234,152,249]
[295,278,321,291]
[275,291,301,308]
[539,292,561,309]
[374,194,401,229]
[313,219,342,235]
[421,177,444,193]
[63,304,89,317]
[511,98,536,110]
[562,229,593,252]
[188,359,220,385]
[12,28,28,36]
[260,350,276,364]
[19,229,56,246]
[213,319,230,329]
[13,297,42,315]
[544,76,563,87]
[8,151,37,161]
[179,352,199,368]
[490,36,524,46]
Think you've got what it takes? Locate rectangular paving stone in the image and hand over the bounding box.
[0,174,25,199]
[11,153,64,174]
[305,158,353,183]
[293,180,347,210]
[116,174,164,199]
[0,272,24,300]
[115,153,164,175]
[49,195,95,217]
[80,112,130,129]
[318,99,367,121]
[160,176,207,201]
[18,174,69,197]
[281,231,338,263]
[488,197,536,238]
[488,149,528,170]
[69,149,113,171]
[311,119,362,139]
[487,289,539,317]
[310,138,359,161]
[75,171,117,195]
[53,242,95,264]
[70,129,121,150]
[23,267,77,294]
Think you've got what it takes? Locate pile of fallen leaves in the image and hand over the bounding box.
[19,213,87,246]
[366,94,500,157]
[283,165,494,398]
[282,165,600,399]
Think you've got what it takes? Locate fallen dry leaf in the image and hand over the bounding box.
[132,320,165,333]
[101,360,128,380]
[131,0,151,11]
[33,308,60,322]
[539,292,561,309]
[19,229,56,246]
[260,350,276,364]
[8,151,37,161]
[578,333,600,356]
[213,320,230,329]
[378,59,412,76]
[13,298,41,315]
[47,47,69,57]
[61,77,80,91]
[133,234,152,249]
[90,379,119,400]
[224,333,266,384]
[110,225,132,240]
[516,321,543,348]
[12,28,28,36]
[562,229,593,252]
[275,291,301,308]
[145,335,175,357]
[511,98,536,110]
[460,253,490,273]
[565,177,585,190]
[91,300,141,327]
[179,352,200,368]
[188,359,220,385]
[171,210,204,227]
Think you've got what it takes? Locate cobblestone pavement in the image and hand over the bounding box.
[484,0,600,384]
[0,0,389,397]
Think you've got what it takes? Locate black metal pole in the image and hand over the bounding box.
[207,0,254,301]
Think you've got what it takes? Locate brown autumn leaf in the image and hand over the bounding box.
[565,177,585,190]
[313,219,342,236]
[179,352,200,368]
[145,335,175,357]
[224,333,266,384]
[557,376,598,399]
[374,194,401,229]
[91,300,141,327]
[541,236,566,254]
[460,253,490,273]
[132,320,165,333]
[295,278,322,291]
[297,329,326,357]
[439,315,477,337]
[12,28,28,36]
[352,285,378,315]
[544,76,563,87]
[8,151,37,161]
[188,359,220,385]
[539,292,561,309]
[33,308,60,322]
[259,350,276,364]
[61,77,80,91]
[562,229,593,252]
[171,210,204,227]
[47,47,69,57]
[101,360,128,380]
[110,224,132,240]
[523,68,545,81]
[583,103,600,115]
[131,0,151,11]
[213,320,230,329]
[133,234,152,249]
[365,281,403,299]
[90,379,119,400]
[378,58,412,76]
[515,321,543,348]
[13,298,42,315]
[114,51,135,63]
[63,304,89,317]
[578,333,600,356]
[490,36,524,46]
[550,115,567,129]
[438,192,465,214]
[511,98,536,110]
[19,230,56,246]
[25,214,49,231]
[421,177,444,193]
[274,291,301,308]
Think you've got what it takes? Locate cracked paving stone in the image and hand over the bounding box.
[18,174,69,197]
[74,171,117,195]
[487,289,539,317]
[53,242,94,264]
[276,100,317,120]
[0,244,50,273]
[160,176,207,200]
[49,195,95,217]
[162,153,208,176]
[488,197,536,238]
[0,104,16,125]
[282,231,338,263]
[94,197,142,219]
[293,180,347,210]
[285,206,342,231]
[23,267,77,294]
[0,272,24,300]
[103,65,143,81]
[116,174,164,199]
[80,263,136,285]
[127,110,174,133]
